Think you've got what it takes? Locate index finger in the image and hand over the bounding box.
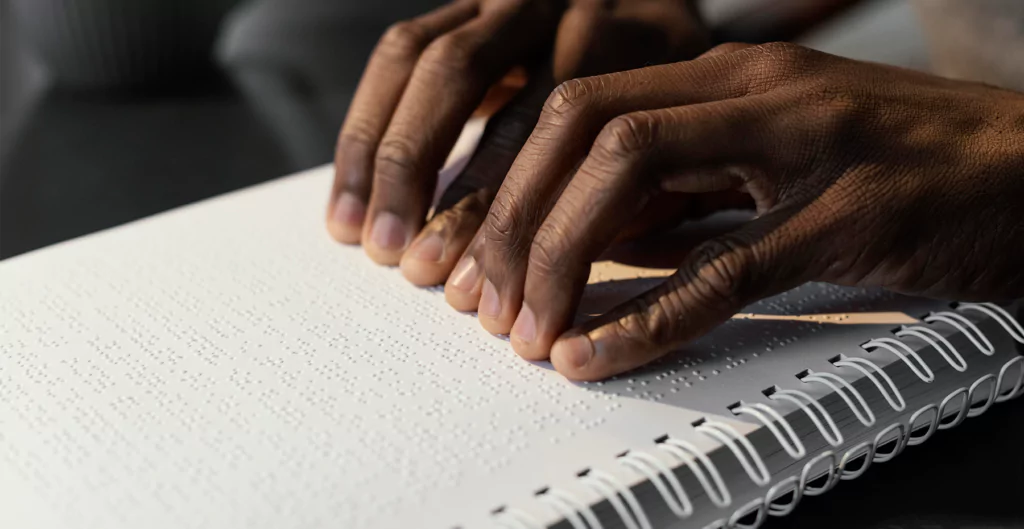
[328,1,480,244]
[361,0,563,265]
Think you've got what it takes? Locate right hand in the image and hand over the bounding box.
[325,0,714,286]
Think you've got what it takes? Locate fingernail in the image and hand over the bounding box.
[552,334,594,370]
[480,279,501,318]
[449,255,480,291]
[511,304,537,343]
[407,232,445,262]
[332,192,366,226]
[370,211,408,251]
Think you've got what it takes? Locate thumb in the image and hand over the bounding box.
[551,209,812,381]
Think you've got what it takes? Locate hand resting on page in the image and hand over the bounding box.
[325,2,1024,381]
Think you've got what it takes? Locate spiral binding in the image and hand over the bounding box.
[492,303,1024,529]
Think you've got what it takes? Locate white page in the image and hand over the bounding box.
[2,158,971,529]
[1,165,769,529]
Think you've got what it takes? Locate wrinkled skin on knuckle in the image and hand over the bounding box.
[419,32,480,77]
[541,78,594,124]
[526,226,570,281]
[483,189,535,264]
[592,113,656,162]
[611,296,662,351]
[377,21,430,61]
[681,237,754,311]
[374,137,422,187]
[742,41,821,93]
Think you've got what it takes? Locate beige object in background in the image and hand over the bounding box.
[912,0,1024,91]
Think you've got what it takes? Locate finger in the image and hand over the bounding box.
[476,44,791,335]
[551,207,815,381]
[402,69,555,286]
[362,0,562,265]
[401,188,492,286]
[510,98,774,360]
[328,1,480,244]
[444,229,487,312]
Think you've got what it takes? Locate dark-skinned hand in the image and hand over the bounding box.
[447,42,1024,381]
[325,0,721,285]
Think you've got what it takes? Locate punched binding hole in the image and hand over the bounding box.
[828,354,845,365]
[575,469,591,478]
[654,434,669,444]
[691,418,707,428]
[490,506,506,515]
[727,401,742,414]
[534,487,549,496]
[762,385,779,398]
[795,369,811,380]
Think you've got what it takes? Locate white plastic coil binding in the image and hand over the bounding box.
[730,403,806,459]
[580,469,653,529]
[906,404,940,446]
[924,311,994,355]
[767,389,844,447]
[959,303,1024,344]
[861,337,935,382]
[494,303,1024,529]
[800,371,876,427]
[894,325,968,372]
[798,451,838,496]
[831,356,907,411]
[838,441,874,480]
[695,421,771,487]
[657,437,732,508]
[727,498,767,529]
[539,487,602,529]
[618,451,694,520]
[763,476,801,517]
[996,356,1024,402]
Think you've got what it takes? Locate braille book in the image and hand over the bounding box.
[2,163,1022,529]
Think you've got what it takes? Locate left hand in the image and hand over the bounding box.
[326,0,715,287]
[445,42,1024,380]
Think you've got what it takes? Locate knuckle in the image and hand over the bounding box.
[377,21,429,60]
[337,127,377,150]
[593,112,656,160]
[616,297,664,348]
[682,237,754,310]
[483,191,532,262]
[541,78,593,121]
[374,137,420,186]
[420,32,478,75]
[527,224,570,279]
[746,41,815,89]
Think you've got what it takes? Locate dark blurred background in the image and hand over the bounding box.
[0,1,1020,527]
[0,0,934,260]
